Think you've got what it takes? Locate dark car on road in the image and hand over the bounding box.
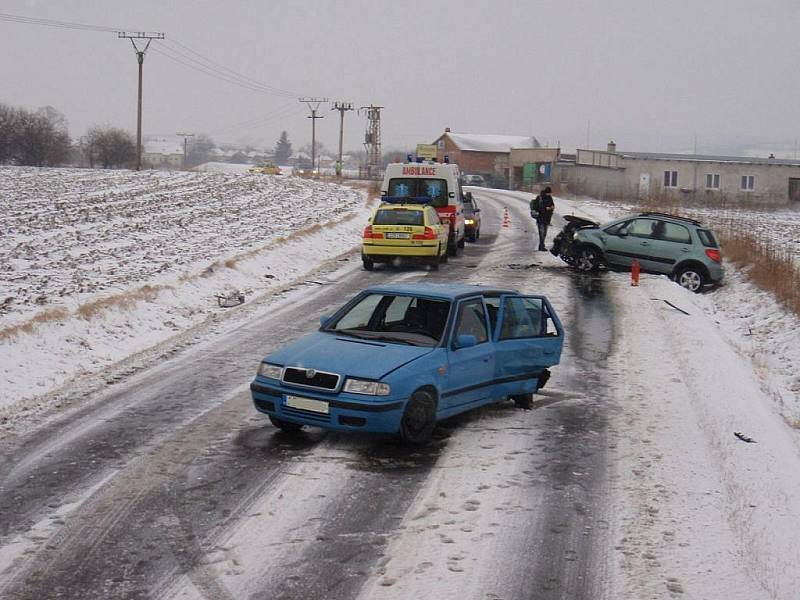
[463,191,481,242]
[554,211,724,292]
[462,174,486,186]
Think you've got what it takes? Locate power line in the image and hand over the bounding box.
[360,105,383,179]
[151,44,298,98]
[1,11,305,99]
[300,98,329,174]
[176,132,194,168]
[0,12,127,32]
[119,32,165,171]
[162,38,300,98]
[207,103,304,137]
[332,102,354,177]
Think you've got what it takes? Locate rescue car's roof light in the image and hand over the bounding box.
[444,154,450,163]
[415,157,424,163]
[406,154,413,162]
[381,196,433,205]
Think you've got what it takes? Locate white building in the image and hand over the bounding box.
[143,139,184,167]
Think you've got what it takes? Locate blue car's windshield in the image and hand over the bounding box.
[325,294,451,346]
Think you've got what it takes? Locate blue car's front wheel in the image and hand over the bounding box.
[399,389,437,445]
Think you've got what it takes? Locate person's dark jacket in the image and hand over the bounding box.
[535,192,555,225]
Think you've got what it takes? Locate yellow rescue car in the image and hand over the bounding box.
[361,200,449,270]
[249,163,282,175]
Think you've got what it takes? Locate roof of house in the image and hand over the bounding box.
[618,151,800,167]
[438,132,540,153]
[143,140,183,155]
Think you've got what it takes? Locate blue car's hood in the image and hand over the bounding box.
[266,331,435,380]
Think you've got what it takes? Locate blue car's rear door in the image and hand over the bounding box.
[492,295,564,398]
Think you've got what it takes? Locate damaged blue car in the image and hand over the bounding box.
[250,283,564,443]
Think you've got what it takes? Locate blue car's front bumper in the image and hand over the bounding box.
[250,379,406,434]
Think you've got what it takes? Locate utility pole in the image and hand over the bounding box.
[359,105,383,179]
[299,98,329,175]
[332,101,354,178]
[118,31,165,171]
[177,132,195,169]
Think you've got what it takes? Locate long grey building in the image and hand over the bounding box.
[559,142,800,204]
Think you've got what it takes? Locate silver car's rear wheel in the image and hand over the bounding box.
[575,246,600,272]
[676,266,705,293]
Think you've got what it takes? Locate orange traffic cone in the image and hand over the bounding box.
[631,259,640,286]
[502,207,511,228]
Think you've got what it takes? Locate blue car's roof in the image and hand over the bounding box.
[362,282,518,300]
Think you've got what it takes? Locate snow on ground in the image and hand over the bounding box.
[2,174,799,595]
[0,166,370,414]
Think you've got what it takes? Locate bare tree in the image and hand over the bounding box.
[85,126,136,169]
[0,103,19,164]
[14,108,71,166]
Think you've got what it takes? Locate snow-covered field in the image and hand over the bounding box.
[0,166,370,414]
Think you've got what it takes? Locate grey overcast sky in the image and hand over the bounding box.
[2,0,799,155]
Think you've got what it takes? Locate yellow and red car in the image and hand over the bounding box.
[361,200,449,270]
[249,162,282,175]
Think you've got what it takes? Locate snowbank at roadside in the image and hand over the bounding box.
[606,274,800,598]
[481,189,800,596]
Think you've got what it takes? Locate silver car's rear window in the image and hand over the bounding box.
[697,229,719,248]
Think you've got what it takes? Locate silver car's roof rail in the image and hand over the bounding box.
[638,212,704,226]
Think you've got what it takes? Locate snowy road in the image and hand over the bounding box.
[2,189,799,599]
[0,193,619,599]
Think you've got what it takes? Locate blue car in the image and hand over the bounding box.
[250,283,564,443]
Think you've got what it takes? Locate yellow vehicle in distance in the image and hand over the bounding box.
[249,162,282,175]
[362,199,449,271]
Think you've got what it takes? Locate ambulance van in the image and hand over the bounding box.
[380,158,466,256]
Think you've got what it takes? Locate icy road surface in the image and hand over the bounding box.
[1,190,799,599]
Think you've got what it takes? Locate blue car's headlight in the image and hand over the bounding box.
[257,363,283,380]
[344,378,391,396]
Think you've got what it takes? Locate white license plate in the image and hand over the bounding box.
[285,395,329,414]
[385,232,411,239]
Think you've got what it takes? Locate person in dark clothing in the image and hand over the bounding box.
[530,186,555,251]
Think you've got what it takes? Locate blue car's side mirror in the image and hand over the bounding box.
[320,315,331,327]
[455,334,477,349]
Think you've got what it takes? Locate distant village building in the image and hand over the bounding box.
[559,142,800,204]
[432,129,540,177]
[142,139,184,168]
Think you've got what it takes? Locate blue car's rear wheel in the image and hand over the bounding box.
[399,389,436,444]
[269,415,303,432]
[512,393,534,410]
